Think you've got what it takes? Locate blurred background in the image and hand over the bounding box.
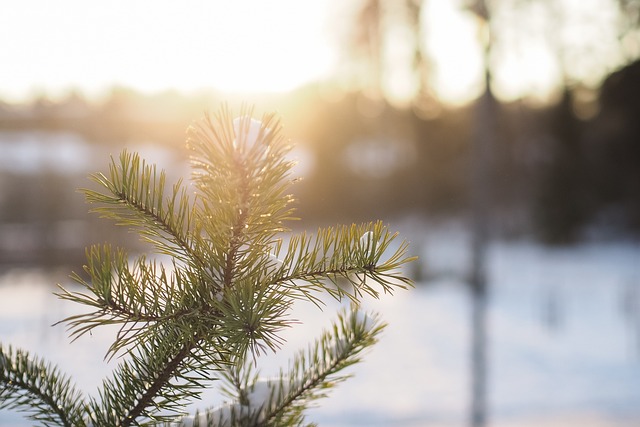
[1,0,640,426]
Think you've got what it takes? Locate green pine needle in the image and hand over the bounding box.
[0,345,87,427]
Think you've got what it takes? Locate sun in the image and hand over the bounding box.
[137,1,338,95]
[200,2,336,94]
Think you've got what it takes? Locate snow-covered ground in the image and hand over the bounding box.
[1,236,639,426]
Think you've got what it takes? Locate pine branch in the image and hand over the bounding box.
[214,277,296,359]
[0,345,87,427]
[118,342,192,426]
[178,309,384,427]
[87,327,227,427]
[56,245,217,360]
[38,106,417,427]
[270,221,416,304]
[259,309,384,426]
[187,107,297,286]
[84,151,212,279]
[56,242,296,363]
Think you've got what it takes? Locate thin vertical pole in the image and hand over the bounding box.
[470,87,492,427]
[469,274,488,427]
[470,1,494,426]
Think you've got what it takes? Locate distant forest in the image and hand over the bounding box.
[0,59,639,269]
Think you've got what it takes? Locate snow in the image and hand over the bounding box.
[232,116,269,155]
[177,379,294,426]
[263,253,284,280]
[1,236,639,426]
[179,403,244,427]
[245,378,294,411]
[359,231,375,257]
[355,310,376,334]
[0,130,91,174]
[0,131,187,178]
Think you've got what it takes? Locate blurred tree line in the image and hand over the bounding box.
[0,68,638,247]
[294,68,640,243]
[319,0,640,243]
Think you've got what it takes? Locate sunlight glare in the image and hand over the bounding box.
[0,0,336,100]
[423,2,484,105]
[492,40,562,103]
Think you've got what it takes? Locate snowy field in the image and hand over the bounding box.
[1,233,639,426]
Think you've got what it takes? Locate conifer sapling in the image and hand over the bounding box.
[0,105,416,426]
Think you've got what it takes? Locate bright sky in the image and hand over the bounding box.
[0,0,337,101]
[0,0,628,105]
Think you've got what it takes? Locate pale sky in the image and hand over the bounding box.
[0,0,337,101]
[0,0,628,105]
